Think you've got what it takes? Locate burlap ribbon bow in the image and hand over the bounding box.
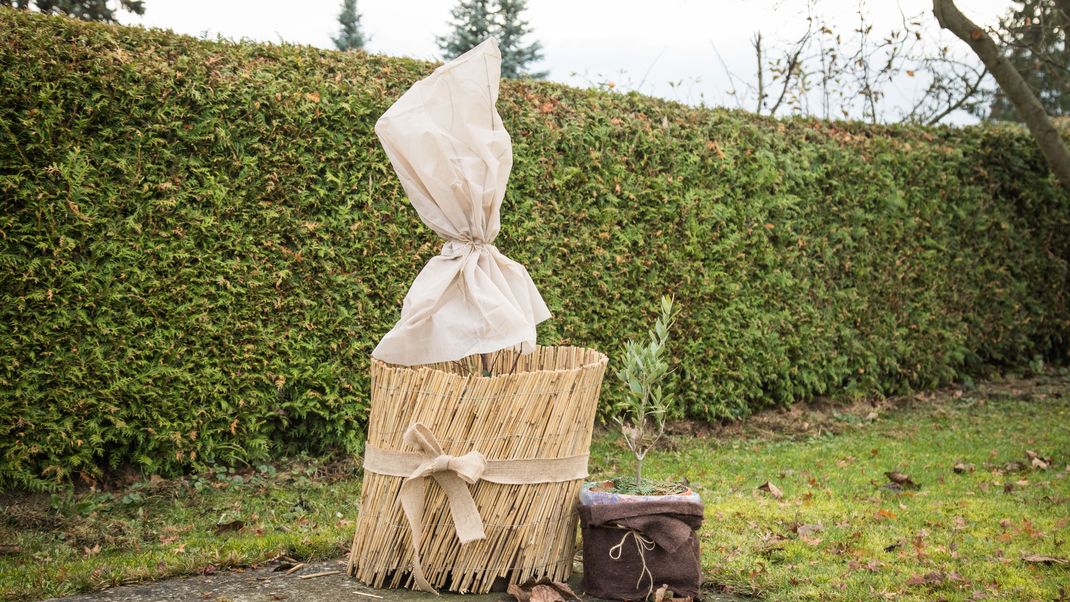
[363,423,589,593]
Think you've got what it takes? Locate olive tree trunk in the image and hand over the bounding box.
[933,0,1070,193]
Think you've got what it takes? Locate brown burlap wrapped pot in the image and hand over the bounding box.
[578,484,704,600]
[347,346,607,594]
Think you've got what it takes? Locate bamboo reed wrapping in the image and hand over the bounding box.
[347,346,607,593]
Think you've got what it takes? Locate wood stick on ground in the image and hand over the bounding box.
[298,570,342,580]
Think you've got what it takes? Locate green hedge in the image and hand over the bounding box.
[2,9,1068,489]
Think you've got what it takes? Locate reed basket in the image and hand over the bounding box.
[347,345,608,593]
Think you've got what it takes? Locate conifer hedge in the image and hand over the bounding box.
[2,9,1068,489]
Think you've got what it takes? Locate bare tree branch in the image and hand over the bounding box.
[933,0,1070,192]
[709,41,743,108]
[753,32,765,114]
[925,66,988,125]
[768,42,806,116]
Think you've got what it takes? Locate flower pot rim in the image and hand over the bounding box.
[580,479,701,505]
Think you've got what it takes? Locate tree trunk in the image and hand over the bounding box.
[933,0,1070,193]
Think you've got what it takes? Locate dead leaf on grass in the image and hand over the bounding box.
[1022,554,1068,566]
[1003,461,1026,473]
[905,571,951,586]
[884,471,919,490]
[0,544,21,556]
[214,519,245,535]
[758,481,783,499]
[848,559,881,572]
[793,523,823,537]
[1024,450,1054,466]
[953,462,975,474]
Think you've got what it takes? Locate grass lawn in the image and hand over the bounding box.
[2,373,1069,601]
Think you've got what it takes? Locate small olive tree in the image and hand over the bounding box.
[613,296,679,488]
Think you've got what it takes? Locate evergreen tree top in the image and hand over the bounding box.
[333,0,366,52]
[437,0,545,79]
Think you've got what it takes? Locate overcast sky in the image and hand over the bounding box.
[118,0,1012,124]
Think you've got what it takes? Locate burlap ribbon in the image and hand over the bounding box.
[362,423,589,593]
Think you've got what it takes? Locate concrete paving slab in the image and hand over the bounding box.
[45,559,746,602]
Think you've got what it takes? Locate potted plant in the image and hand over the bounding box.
[578,296,704,601]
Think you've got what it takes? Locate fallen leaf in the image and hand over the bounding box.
[884,471,919,489]
[83,543,100,556]
[794,523,823,537]
[214,519,245,535]
[905,571,946,586]
[1031,457,1049,470]
[758,481,783,499]
[848,559,881,572]
[953,462,975,474]
[0,544,20,556]
[1022,554,1068,565]
[508,580,579,602]
[530,584,564,602]
[550,582,579,600]
[654,584,670,602]
[875,508,898,521]
[1003,461,1026,473]
[508,583,530,602]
